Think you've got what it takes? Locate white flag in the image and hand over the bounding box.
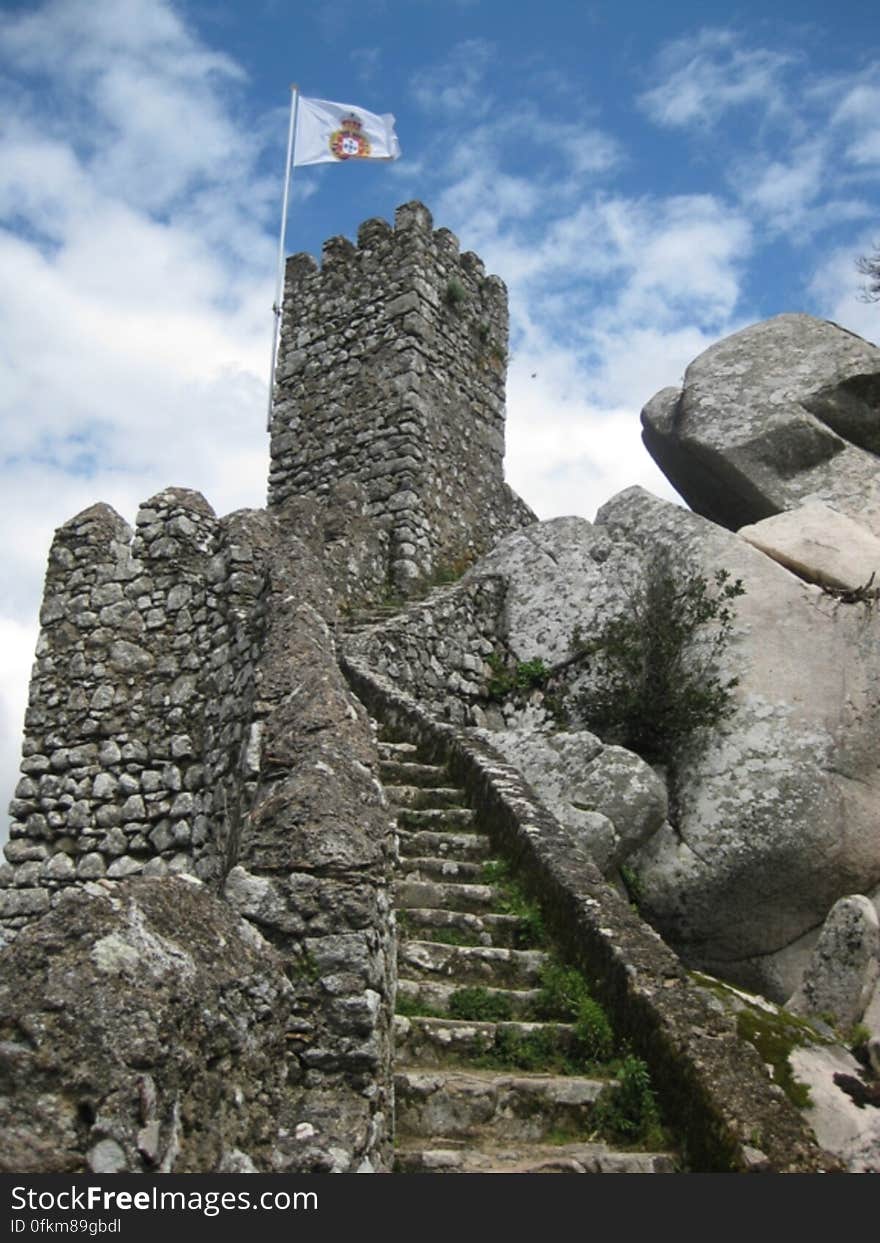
[293,96,401,167]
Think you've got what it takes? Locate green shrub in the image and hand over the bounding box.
[481,859,547,947]
[573,997,614,1062]
[486,651,549,700]
[594,1056,663,1146]
[444,278,467,308]
[572,548,744,767]
[490,1027,560,1072]
[448,986,513,1022]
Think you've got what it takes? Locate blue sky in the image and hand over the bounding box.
[1,0,878,828]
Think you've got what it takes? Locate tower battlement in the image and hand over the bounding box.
[269,200,533,592]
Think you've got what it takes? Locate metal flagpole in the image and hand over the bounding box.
[266,83,300,432]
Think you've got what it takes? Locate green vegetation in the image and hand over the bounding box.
[395,992,442,1019]
[572,548,745,768]
[481,858,546,947]
[534,960,614,1063]
[848,1022,871,1051]
[478,1026,568,1073]
[421,925,477,947]
[444,277,467,308]
[486,650,550,700]
[735,1009,815,1108]
[430,555,473,586]
[594,1056,664,1148]
[619,863,645,911]
[690,969,827,1111]
[290,947,320,983]
[448,986,514,1022]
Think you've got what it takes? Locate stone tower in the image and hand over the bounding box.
[268,200,534,593]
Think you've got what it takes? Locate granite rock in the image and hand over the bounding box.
[642,314,880,535]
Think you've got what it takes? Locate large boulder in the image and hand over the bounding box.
[595,487,880,999]
[473,515,636,664]
[788,895,880,1030]
[738,501,880,592]
[642,314,880,535]
[0,876,293,1173]
[471,492,880,1000]
[479,729,668,874]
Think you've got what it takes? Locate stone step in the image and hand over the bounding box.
[394,878,500,915]
[398,907,530,949]
[394,1015,578,1068]
[397,829,491,862]
[380,760,448,788]
[396,807,477,831]
[396,979,542,1020]
[377,740,419,759]
[397,855,485,884]
[395,1140,676,1174]
[385,784,467,810]
[398,939,547,989]
[395,1068,608,1142]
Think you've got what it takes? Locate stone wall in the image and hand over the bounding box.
[1,493,396,1172]
[345,575,507,723]
[221,516,395,1172]
[269,200,535,593]
[0,488,267,925]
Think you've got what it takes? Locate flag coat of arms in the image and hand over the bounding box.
[294,96,401,166]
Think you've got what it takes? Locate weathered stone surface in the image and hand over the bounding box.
[270,201,534,594]
[789,896,880,1029]
[594,487,880,998]
[345,575,506,726]
[739,501,880,591]
[790,1044,880,1173]
[0,877,292,1173]
[641,313,880,535]
[481,729,666,874]
[475,516,633,665]
[344,654,839,1171]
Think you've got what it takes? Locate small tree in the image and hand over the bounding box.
[856,244,880,302]
[571,548,744,768]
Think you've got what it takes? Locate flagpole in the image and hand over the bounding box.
[266,83,300,432]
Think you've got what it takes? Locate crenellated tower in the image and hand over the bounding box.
[268,200,534,593]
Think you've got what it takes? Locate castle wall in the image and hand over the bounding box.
[344,576,507,725]
[1,490,230,924]
[0,201,539,1171]
[269,200,534,593]
[1,491,395,1171]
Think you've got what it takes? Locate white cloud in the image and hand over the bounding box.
[0,0,277,838]
[350,46,382,83]
[0,618,39,831]
[808,241,880,345]
[410,38,496,118]
[639,27,795,130]
[825,66,880,169]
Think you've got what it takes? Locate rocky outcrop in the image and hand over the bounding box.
[595,487,880,999]
[642,314,880,534]
[479,729,667,875]
[738,501,880,592]
[0,876,292,1173]
[418,493,880,1003]
[788,896,880,1030]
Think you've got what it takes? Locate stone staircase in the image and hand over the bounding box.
[380,737,678,1174]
